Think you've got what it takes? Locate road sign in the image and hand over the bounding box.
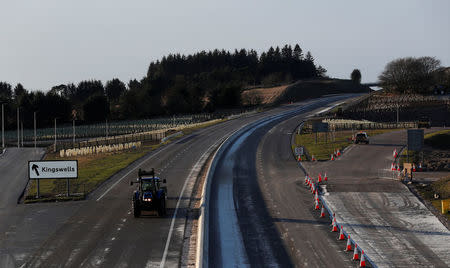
[407,129,424,151]
[312,122,328,133]
[28,160,78,179]
[295,147,304,156]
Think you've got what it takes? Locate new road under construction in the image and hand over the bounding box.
[1,94,449,268]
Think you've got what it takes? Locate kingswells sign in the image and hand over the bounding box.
[28,160,78,179]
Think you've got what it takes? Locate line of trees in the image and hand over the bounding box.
[378,56,447,94]
[1,44,327,129]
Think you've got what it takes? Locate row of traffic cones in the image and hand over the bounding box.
[330,149,341,161]
[391,162,424,172]
[306,175,367,267]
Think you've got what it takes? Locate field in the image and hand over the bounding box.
[294,128,399,161]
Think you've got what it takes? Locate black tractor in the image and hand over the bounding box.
[130,168,167,217]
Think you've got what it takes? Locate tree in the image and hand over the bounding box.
[378,56,441,93]
[317,65,328,78]
[13,83,27,104]
[351,69,362,84]
[0,82,12,102]
[83,95,110,122]
[105,78,126,103]
[293,44,303,60]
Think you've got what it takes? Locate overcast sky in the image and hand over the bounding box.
[1,0,449,91]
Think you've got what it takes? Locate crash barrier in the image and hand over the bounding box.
[59,142,142,157]
[302,172,377,267]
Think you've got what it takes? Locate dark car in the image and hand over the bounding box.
[130,168,167,217]
[354,132,369,144]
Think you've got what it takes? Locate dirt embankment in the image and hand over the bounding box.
[241,78,372,106]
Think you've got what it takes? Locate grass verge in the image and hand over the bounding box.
[414,176,450,222]
[294,128,401,161]
[24,119,227,203]
[424,129,450,149]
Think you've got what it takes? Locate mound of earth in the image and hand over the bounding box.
[276,78,372,104]
[241,78,371,106]
[241,84,292,106]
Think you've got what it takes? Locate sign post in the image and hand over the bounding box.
[29,160,78,198]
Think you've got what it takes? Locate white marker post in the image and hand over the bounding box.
[29,160,78,198]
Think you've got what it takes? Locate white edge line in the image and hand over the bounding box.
[96,142,169,201]
[159,139,222,268]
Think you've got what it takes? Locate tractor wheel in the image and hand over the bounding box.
[133,200,141,218]
[158,197,166,217]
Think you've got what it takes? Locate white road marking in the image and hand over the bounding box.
[159,140,220,268]
[96,148,166,201]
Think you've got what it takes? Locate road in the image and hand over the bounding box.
[0,95,358,268]
[303,130,450,267]
[207,96,357,267]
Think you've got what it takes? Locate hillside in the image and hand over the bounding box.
[277,78,372,104]
[241,78,372,106]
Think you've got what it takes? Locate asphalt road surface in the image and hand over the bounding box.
[303,130,450,267]
[208,96,357,267]
[0,95,358,268]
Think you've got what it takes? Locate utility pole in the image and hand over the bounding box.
[2,103,4,149]
[34,112,36,149]
[54,118,57,153]
[106,119,108,139]
[17,107,19,148]
[72,119,75,147]
[21,121,23,147]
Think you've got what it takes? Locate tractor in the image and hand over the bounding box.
[130,168,167,217]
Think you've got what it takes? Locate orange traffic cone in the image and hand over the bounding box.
[331,220,338,232]
[419,162,423,171]
[298,155,302,161]
[345,235,352,251]
[331,213,336,226]
[360,250,366,267]
[353,243,359,260]
[338,226,345,240]
[324,172,328,181]
[312,155,316,161]
[391,163,395,171]
[331,154,335,161]
[320,205,325,218]
[318,174,322,183]
[397,164,401,171]
[337,149,341,156]
[393,149,397,158]
[314,199,320,210]
[412,164,416,172]
[305,176,308,184]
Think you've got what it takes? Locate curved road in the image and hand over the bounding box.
[0,95,356,268]
[208,96,356,267]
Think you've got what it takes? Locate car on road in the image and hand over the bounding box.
[131,168,167,217]
[354,132,369,144]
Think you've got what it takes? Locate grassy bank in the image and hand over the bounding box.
[294,128,400,161]
[415,176,450,221]
[24,119,226,203]
[425,129,450,149]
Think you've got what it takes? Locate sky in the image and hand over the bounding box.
[1,0,449,91]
